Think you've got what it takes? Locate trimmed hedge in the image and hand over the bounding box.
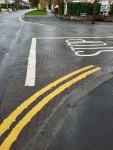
[0,3,29,9]
[15,4,29,9]
[59,2,64,15]
[67,2,101,16]
[109,4,113,16]
[0,4,8,9]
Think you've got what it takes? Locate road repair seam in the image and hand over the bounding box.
[65,72,113,106]
[25,71,113,150]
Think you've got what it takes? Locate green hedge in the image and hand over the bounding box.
[0,4,8,9]
[59,2,64,15]
[109,4,113,16]
[15,4,29,10]
[67,2,101,16]
[0,3,29,9]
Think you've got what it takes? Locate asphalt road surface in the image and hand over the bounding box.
[0,10,113,150]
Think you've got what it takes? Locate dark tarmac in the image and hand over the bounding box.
[48,77,113,150]
[1,10,113,150]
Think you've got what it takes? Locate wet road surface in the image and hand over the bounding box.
[0,10,113,150]
[48,77,113,150]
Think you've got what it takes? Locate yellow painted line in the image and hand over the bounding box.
[0,65,94,137]
[0,67,101,150]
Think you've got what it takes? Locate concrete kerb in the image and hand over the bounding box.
[19,14,43,25]
[23,71,113,150]
[19,14,53,27]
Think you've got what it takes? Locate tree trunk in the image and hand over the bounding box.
[40,0,46,10]
[92,0,97,24]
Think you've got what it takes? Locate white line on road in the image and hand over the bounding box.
[66,39,107,47]
[66,40,104,43]
[66,39,113,57]
[70,47,113,50]
[68,44,107,47]
[75,50,113,56]
[25,38,36,86]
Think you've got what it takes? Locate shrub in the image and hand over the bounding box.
[109,4,113,16]
[59,2,64,15]
[0,3,29,10]
[67,2,101,16]
[0,4,7,9]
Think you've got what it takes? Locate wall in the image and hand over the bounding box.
[57,15,113,22]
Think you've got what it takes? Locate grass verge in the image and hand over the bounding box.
[26,10,47,15]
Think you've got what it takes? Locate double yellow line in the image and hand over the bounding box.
[0,65,101,149]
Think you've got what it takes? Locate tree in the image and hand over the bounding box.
[92,0,97,24]
[31,0,40,8]
[48,0,52,10]
[40,0,47,10]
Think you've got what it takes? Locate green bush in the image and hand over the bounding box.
[59,2,64,15]
[15,4,29,10]
[67,2,101,16]
[0,4,7,9]
[0,3,29,10]
[109,4,113,16]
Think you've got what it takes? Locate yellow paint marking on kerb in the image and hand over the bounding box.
[0,67,101,150]
[0,65,94,137]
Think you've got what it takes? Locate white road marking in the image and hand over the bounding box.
[25,38,36,86]
[66,38,113,57]
[19,16,24,22]
[66,39,104,43]
[66,39,83,42]
[67,41,104,43]
[75,50,113,57]
[24,37,113,86]
[66,39,107,47]
[68,44,107,46]
[70,47,113,50]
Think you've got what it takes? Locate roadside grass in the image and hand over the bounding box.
[26,10,47,15]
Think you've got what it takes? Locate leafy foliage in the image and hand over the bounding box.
[40,0,46,10]
[31,0,39,8]
[59,2,64,15]
[109,4,113,16]
[0,3,29,9]
[67,2,101,16]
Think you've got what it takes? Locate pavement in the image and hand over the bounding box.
[24,11,113,26]
[22,12,113,150]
